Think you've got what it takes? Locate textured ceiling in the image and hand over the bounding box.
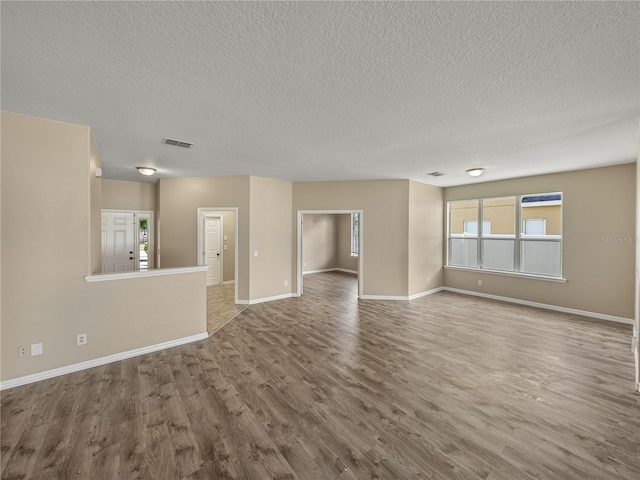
[2,2,638,186]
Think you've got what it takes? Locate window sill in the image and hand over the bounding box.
[444,265,567,283]
[350,253,359,257]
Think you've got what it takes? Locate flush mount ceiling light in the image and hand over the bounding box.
[466,168,485,178]
[136,166,157,176]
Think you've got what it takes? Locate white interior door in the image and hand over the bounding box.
[102,212,135,273]
[204,216,222,286]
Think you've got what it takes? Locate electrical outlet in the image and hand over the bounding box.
[18,346,29,358]
[77,334,87,346]
[427,277,430,284]
[478,280,483,286]
[284,280,288,287]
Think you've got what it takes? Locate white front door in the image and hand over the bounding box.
[204,216,222,286]
[102,212,136,273]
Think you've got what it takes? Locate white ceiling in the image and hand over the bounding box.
[2,2,638,187]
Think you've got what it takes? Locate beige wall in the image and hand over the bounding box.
[408,181,444,296]
[337,214,358,272]
[302,213,358,273]
[293,180,410,297]
[302,214,339,272]
[220,210,236,283]
[249,176,293,299]
[158,175,293,301]
[89,134,102,274]
[158,176,250,299]
[444,164,636,319]
[101,179,157,212]
[1,111,206,382]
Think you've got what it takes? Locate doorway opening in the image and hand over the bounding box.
[101,210,154,273]
[296,210,363,298]
[197,208,244,334]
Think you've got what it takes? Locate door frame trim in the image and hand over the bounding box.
[197,207,239,304]
[101,209,154,271]
[296,210,363,298]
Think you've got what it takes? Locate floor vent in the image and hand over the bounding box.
[163,137,194,148]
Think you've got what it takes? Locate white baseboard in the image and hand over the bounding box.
[222,280,235,285]
[360,287,443,301]
[336,268,358,275]
[249,293,294,305]
[359,294,408,301]
[303,268,336,275]
[303,268,358,275]
[442,287,634,325]
[0,332,209,391]
[409,287,445,300]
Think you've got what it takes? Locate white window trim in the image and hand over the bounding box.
[447,193,563,278]
[351,212,360,256]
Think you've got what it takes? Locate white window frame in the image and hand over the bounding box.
[446,193,564,280]
[351,213,360,256]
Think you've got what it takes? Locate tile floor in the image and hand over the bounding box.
[206,283,247,334]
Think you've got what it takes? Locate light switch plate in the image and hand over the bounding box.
[31,343,43,356]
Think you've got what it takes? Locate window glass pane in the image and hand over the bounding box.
[351,213,359,255]
[524,219,546,235]
[521,194,562,236]
[449,200,478,267]
[463,221,491,235]
[482,197,515,236]
[482,238,515,271]
[521,240,562,276]
[449,238,478,267]
[450,201,478,235]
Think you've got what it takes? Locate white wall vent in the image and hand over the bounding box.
[163,137,194,148]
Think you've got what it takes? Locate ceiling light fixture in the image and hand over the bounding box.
[136,166,157,176]
[466,168,485,178]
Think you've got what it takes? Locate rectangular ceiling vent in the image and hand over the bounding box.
[163,137,194,148]
[426,171,445,177]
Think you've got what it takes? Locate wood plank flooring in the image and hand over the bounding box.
[2,271,638,479]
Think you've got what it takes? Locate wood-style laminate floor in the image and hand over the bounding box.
[2,271,638,479]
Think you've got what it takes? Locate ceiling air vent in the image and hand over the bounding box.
[163,137,194,148]
[426,171,445,177]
